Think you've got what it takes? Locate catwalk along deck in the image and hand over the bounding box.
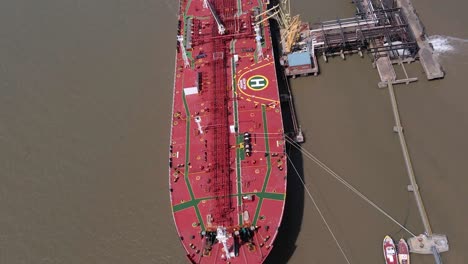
[169,0,287,263]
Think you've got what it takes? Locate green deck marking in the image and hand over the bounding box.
[187,51,194,69]
[258,192,285,201]
[231,41,244,225]
[182,0,194,65]
[182,93,195,201]
[184,0,192,18]
[236,148,243,225]
[252,105,272,225]
[237,135,246,160]
[182,16,195,67]
[237,0,242,15]
[261,26,266,48]
[252,202,263,225]
[182,91,205,230]
[254,0,267,49]
[260,105,272,193]
[192,16,211,20]
[173,199,200,212]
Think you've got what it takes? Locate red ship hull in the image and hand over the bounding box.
[398,239,410,264]
[169,0,287,263]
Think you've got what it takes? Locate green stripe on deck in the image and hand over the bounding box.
[237,0,243,15]
[182,91,205,230]
[231,48,244,225]
[172,192,284,213]
[173,199,200,212]
[184,0,192,17]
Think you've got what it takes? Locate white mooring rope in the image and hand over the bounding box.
[284,135,417,238]
[286,153,352,264]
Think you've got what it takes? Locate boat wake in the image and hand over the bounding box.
[428,35,468,54]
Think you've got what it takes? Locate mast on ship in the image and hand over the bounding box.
[257,0,305,142]
[171,0,288,262]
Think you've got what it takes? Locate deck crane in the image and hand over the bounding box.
[204,0,226,35]
[253,4,280,60]
[281,15,301,53]
[177,35,191,68]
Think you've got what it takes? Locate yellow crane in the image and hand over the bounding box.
[256,0,302,53]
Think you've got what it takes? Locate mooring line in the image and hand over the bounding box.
[285,136,417,237]
[286,153,352,264]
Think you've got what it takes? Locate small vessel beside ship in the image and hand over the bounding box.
[383,236,398,264]
[397,238,410,264]
[167,0,448,262]
[383,236,411,264]
[169,0,287,263]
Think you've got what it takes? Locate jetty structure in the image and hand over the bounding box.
[267,0,444,86]
[168,0,449,263]
[169,0,294,263]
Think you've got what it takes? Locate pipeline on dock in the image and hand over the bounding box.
[267,0,444,84]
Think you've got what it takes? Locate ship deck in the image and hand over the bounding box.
[169,0,287,263]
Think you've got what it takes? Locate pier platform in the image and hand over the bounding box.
[419,47,445,79]
[407,234,449,254]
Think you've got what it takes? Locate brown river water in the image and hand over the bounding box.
[0,0,467,263]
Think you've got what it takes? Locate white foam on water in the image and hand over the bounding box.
[428,35,468,54]
[163,0,179,18]
[428,35,455,53]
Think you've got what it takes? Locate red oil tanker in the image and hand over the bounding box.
[169,0,287,262]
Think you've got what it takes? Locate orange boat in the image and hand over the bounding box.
[383,235,398,264]
[398,238,410,264]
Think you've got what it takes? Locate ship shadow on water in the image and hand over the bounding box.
[265,143,304,264]
[265,9,305,263]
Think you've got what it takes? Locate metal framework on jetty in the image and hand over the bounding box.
[263,1,449,263]
[170,0,289,263]
[267,0,443,83]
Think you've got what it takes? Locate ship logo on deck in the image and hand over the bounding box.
[247,75,269,91]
